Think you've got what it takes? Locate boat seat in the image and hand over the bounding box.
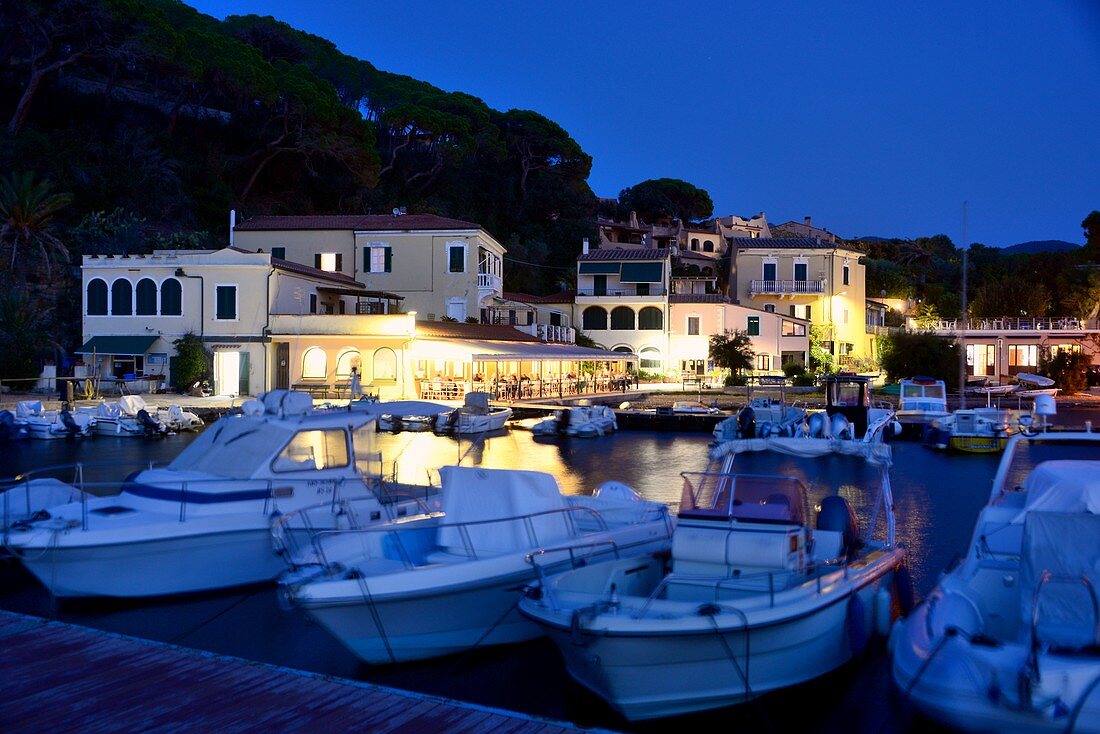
[672,525,802,577]
[810,529,844,562]
[664,572,794,602]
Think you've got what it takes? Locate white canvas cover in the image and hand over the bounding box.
[97,402,123,418]
[1019,511,1100,649]
[261,390,314,416]
[16,401,43,418]
[1021,461,1100,516]
[437,466,573,555]
[118,395,148,415]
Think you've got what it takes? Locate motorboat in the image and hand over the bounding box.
[434,392,512,435]
[3,390,433,598]
[923,406,1022,453]
[160,404,204,432]
[283,466,673,664]
[1014,373,1059,398]
[520,415,908,721]
[0,410,29,442]
[531,405,618,438]
[891,396,1100,733]
[671,400,721,415]
[15,401,95,440]
[896,377,950,438]
[713,396,806,442]
[359,400,451,432]
[76,396,169,437]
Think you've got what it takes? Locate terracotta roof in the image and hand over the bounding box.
[731,237,862,253]
[678,250,720,262]
[415,321,543,342]
[577,248,668,261]
[501,291,576,304]
[595,218,647,233]
[235,214,482,232]
[271,257,365,287]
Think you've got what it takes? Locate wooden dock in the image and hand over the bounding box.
[0,611,611,734]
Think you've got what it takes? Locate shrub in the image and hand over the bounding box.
[878,331,959,388]
[171,333,208,391]
[1039,349,1091,395]
[724,373,747,387]
[792,373,817,387]
[782,362,806,378]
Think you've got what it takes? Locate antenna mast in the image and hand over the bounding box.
[958,201,969,409]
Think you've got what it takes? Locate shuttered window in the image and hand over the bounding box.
[215,285,237,320]
[136,278,158,315]
[747,316,760,336]
[86,279,108,315]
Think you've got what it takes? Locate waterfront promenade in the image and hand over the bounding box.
[0,611,609,734]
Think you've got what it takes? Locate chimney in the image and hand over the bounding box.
[229,209,236,246]
[804,216,812,226]
[582,237,589,255]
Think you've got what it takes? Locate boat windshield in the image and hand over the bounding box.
[1001,437,1100,495]
[679,472,806,525]
[902,383,945,401]
[169,418,293,479]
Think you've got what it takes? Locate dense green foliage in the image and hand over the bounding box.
[878,331,961,389]
[0,292,55,380]
[1039,349,1091,395]
[612,178,714,224]
[171,333,208,391]
[709,329,754,375]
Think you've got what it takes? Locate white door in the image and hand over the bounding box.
[447,299,467,321]
[214,351,240,396]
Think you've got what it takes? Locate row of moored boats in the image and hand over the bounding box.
[0,396,203,441]
[1,380,1096,730]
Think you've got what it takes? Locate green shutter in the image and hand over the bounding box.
[363,246,370,272]
[578,262,621,275]
[384,247,392,272]
[335,253,343,271]
[216,286,236,320]
[271,247,285,260]
[314,254,322,269]
[238,351,250,396]
[747,316,760,336]
[449,246,464,272]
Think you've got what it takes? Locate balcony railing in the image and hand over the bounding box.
[478,272,502,291]
[576,288,666,297]
[922,317,1100,332]
[749,279,825,296]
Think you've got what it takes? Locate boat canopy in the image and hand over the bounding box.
[1020,460,1100,516]
[679,473,806,525]
[1020,511,1100,649]
[436,466,572,554]
[1015,373,1056,387]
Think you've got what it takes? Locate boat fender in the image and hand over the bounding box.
[874,587,893,636]
[269,511,287,556]
[737,406,755,439]
[847,594,869,657]
[60,409,81,436]
[894,563,915,617]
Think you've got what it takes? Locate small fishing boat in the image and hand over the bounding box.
[15,401,95,440]
[531,405,618,438]
[284,466,673,664]
[4,390,432,598]
[896,377,950,437]
[160,404,204,432]
[923,406,1021,453]
[359,400,451,432]
[434,392,512,435]
[712,396,806,442]
[671,400,721,415]
[1014,373,1059,398]
[0,410,29,442]
[891,396,1100,733]
[520,415,908,721]
[76,396,169,437]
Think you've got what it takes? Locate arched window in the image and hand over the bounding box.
[610,306,635,330]
[302,347,327,379]
[582,306,608,330]
[373,347,398,380]
[335,349,361,377]
[613,346,633,354]
[703,240,714,252]
[638,306,663,330]
[111,279,132,316]
[86,279,108,315]
[136,278,157,315]
[690,238,699,251]
[640,347,662,370]
[160,278,182,316]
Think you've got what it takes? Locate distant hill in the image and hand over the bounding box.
[1000,240,1080,255]
[851,235,893,243]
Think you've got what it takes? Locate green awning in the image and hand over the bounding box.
[76,335,158,356]
[620,262,663,282]
[578,262,621,275]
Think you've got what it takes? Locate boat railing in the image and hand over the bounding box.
[306,504,617,570]
[525,539,624,609]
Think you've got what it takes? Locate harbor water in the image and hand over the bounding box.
[0,425,1028,732]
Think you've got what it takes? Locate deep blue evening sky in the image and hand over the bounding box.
[188,0,1100,247]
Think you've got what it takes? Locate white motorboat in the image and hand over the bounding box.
[284,466,673,664]
[896,377,950,436]
[161,404,204,432]
[361,400,451,432]
[3,390,433,598]
[15,401,95,440]
[519,416,908,721]
[76,396,169,437]
[712,396,807,442]
[891,398,1100,734]
[671,400,721,415]
[434,392,512,434]
[531,405,618,438]
[923,406,1022,453]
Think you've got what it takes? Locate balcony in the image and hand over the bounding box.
[921,317,1100,333]
[749,279,825,296]
[576,287,666,297]
[478,272,502,292]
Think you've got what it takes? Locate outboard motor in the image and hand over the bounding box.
[438,408,461,434]
[830,413,853,441]
[137,408,165,437]
[557,408,572,436]
[59,409,81,437]
[736,406,756,439]
[817,495,862,557]
[807,411,829,438]
[756,421,773,438]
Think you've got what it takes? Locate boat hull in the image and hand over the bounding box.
[949,435,1008,453]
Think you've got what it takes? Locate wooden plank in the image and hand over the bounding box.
[0,611,613,734]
